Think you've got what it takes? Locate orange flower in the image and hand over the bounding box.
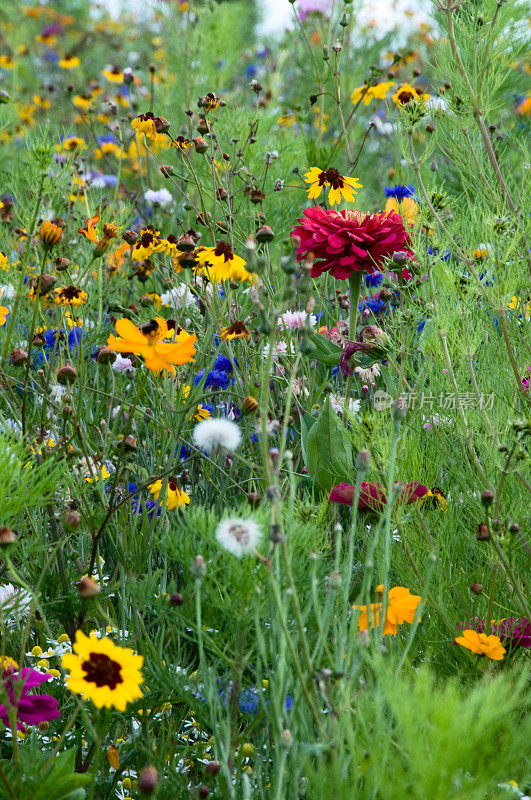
[355,585,421,636]
[455,630,506,661]
[107,318,196,375]
[79,215,120,256]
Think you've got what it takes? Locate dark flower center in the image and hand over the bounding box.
[320,168,344,189]
[398,90,415,104]
[60,286,81,300]
[226,321,248,335]
[214,242,234,261]
[168,477,179,492]
[82,652,123,689]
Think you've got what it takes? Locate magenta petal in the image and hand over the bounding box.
[329,483,355,505]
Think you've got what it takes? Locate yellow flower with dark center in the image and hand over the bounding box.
[107,317,196,375]
[32,94,51,109]
[455,630,506,661]
[94,141,121,159]
[304,167,362,206]
[131,112,157,137]
[277,114,297,126]
[193,404,212,421]
[170,136,193,150]
[0,251,8,271]
[58,54,79,68]
[53,285,88,307]
[0,55,14,69]
[392,83,430,107]
[350,81,395,105]
[131,228,163,261]
[220,321,251,341]
[62,631,144,710]
[194,243,250,282]
[73,94,93,110]
[354,585,421,636]
[102,66,123,83]
[384,195,418,224]
[59,136,86,152]
[148,478,190,509]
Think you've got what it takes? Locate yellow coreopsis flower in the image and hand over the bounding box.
[148,478,190,509]
[220,321,251,341]
[350,81,395,105]
[62,631,144,710]
[304,167,362,206]
[455,630,506,661]
[58,54,80,69]
[194,243,251,282]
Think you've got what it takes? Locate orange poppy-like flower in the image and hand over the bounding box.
[79,215,120,256]
[355,585,421,636]
[107,318,196,375]
[455,630,506,661]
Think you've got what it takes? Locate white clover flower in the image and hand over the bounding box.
[144,188,173,207]
[193,418,242,452]
[216,518,261,557]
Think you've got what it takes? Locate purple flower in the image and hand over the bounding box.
[0,668,60,730]
[298,0,332,22]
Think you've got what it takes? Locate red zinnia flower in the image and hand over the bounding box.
[329,481,428,512]
[291,207,410,279]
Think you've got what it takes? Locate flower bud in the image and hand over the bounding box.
[10,348,28,366]
[480,490,494,507]
[138,766,158,795]
[160,163,174,177]
[199,786,210,799]
[64,510,81,530]
[256,225,275,243]
[123,229,138,245]
[56,363,77,385]
[242,396,259,415]
[194,136,208,154]
[39,220,63,247]
[392,250,407,266]
[97,346,117,365]
[77,576,101,599]
[509,522,519,534]
[476,522,489,541]
[279,729,293,750]
[355,448,371,471]
[177,233,196,252]
[470,583,483,595]
[55,256,70,271]
[0,526,16,546]
[170,592,183,606]
[205,762,220,776]
[246,491,261,507]
[154,115,170,134]
[191,555,206,579]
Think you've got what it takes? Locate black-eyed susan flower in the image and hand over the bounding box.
[170,135,193,150]
[0,251,8,270]
[59,136,86,152]
[107,317,196,375]
[58,54,80,69]
[193,404,212,421]
[52,286,88,307]
[304,167,362,206]
[194,243,251,282]
[131,228,162,261]
[148,478,190,510]
[392,83,429,107]
[350,81,395,105]
[101,65,123,83]
[61,631,143,710]
[0,55,14,69]
[220,321,251,341]
[73,94,93,110]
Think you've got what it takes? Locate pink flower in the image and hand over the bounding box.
[0,667,60,730]
[291,207,410,280]
[329,481,428,512]
[298,0,332,22]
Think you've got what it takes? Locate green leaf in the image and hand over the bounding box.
[304,397,354,490]
[309,334,342,366]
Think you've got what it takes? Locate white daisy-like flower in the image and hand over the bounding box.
[215,518,261,557]
[144,188,173,207]
[192,418,242,452]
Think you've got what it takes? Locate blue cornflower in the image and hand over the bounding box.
[384,184,416,199]
[213,354,233,373]
[365,272,383,288]
[428,246,451,261]
[359,295,387,314]
[194,368,230,390]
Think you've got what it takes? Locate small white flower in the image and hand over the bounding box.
[112,354,134,373]
[193,418,242,452]
[277,310,317,330]
[0,284,15,299]
[216,518,261,557]
[329,394,360,416]
[160,285,196,310]
[144,188,173,207]
[0,583,32,627]
[354,364,380,384]
[49,384,66,402]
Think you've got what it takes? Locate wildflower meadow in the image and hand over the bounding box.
[0,0,529,797]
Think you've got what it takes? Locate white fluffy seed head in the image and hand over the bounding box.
[215,518,261,558]
[192,418,242,453]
